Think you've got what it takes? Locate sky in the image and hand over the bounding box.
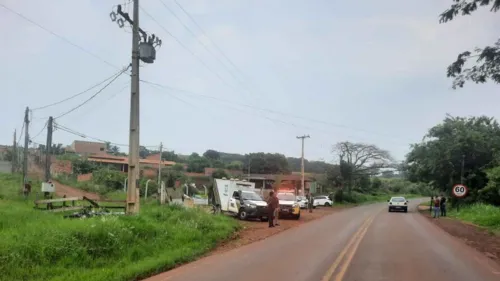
[2,0,499,164]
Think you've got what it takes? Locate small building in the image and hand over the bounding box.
[68,141,106,156]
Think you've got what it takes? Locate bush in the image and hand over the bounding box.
[449,203,500,230]
[92,168,126,191]
[0,174,240,281]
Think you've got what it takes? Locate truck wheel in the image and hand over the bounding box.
[324,202,331,207]
[293,213,300,220]
[260,216,268,222]
[238,209,248,220]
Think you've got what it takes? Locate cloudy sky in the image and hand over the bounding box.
[2,0,499,163]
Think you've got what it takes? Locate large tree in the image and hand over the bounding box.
[332,142,394,193]
[440,0,500,88]
[405,115,500,205]
[244,153,290,174]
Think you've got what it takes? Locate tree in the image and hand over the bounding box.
[405,115,500,206]
[439,0,500,88]
[332,141,394,193]
[186,153,211,173]
[139,146,152,158]
[212,168,228,179]
[161,150,178,162]
[203,149,220,161]
[243,153,290,174]
[226,160,243,171]
[171,163,185,171]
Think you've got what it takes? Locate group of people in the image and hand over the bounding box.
[431,195,447,218]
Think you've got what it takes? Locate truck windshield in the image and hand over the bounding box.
[241,192,262,201]
[277,193,295,201]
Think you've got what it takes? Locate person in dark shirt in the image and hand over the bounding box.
[267,191,279,228]
[440,196,447,217]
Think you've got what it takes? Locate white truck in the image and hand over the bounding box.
[212,178,269,221]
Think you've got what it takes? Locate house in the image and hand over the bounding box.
[86,153,176,172]
[68,141,106,156]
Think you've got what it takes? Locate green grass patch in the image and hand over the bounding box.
[447,203,500,231]
[0,173,240,281]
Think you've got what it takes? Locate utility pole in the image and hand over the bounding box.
[158,142,163,185]
[22,107,30,186]
[296,135,310,197]
[111,0,161,214]
[126,0,141,215]
[12,130,17,173]
[45,117,53,183]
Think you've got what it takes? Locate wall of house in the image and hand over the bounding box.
[77,173,92,182]
[50,160,72,176]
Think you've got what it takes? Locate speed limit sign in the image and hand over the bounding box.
[452,184,468,198]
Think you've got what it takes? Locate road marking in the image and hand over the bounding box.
[321,216,373,281]
[333,216,373,281]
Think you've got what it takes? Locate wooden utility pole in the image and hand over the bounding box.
[12,130,17,173]
[22,107,30,185]
[45,117,53,182]
[158,142,163,185]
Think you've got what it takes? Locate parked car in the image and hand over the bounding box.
[296,196,308,208]
[276,192,301,219]
[314,195,333,206]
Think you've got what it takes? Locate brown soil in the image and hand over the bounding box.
[208,206,350,256]
[28,157,102,200]
[418,207,500,264]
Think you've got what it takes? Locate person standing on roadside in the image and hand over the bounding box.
[433,196,441,218]
[430,196,434,214]
[440,195,447,217]
[267,191,279,228]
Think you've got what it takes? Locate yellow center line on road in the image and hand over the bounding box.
[333,217,374,281]
[321,216,374,281]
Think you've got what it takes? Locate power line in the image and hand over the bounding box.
[54,122,158,149]
[139,6,242,94]
[55,65,130,119]
[17,122,25,146]
[31,69,129,111]
[158,0,243,85]
[30,121,48,141]
[172,0,246,78]
[140,79,414,143]
[0,3,120,70]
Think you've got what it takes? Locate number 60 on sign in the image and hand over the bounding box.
[452,184,468,198]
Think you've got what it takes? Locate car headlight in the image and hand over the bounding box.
[245,203,257,208]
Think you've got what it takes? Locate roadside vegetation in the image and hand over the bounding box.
[447,203,500,231]
[0,173,239,281]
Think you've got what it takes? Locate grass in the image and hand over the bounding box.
[333,192,423,206]
[0,173,239,281]
[447,203,500,231]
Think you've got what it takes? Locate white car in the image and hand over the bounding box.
[296,196,308,208]
[388,196,409,213]
[314,195,333,207]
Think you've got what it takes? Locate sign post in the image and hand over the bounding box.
[452,184,468,212]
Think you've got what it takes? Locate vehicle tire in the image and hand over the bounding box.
[293,213,300,220]
[404,208,408,213]
[388,208,392,212]
[238,209,248,220]
[324,202,331,207]
[313,206,317,209]
[260,216,268,222]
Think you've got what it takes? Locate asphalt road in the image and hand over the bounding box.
[145,200,500,281]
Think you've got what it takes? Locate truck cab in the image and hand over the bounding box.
[228,190,268,221]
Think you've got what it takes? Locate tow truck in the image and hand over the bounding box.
[212,178,269,221]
